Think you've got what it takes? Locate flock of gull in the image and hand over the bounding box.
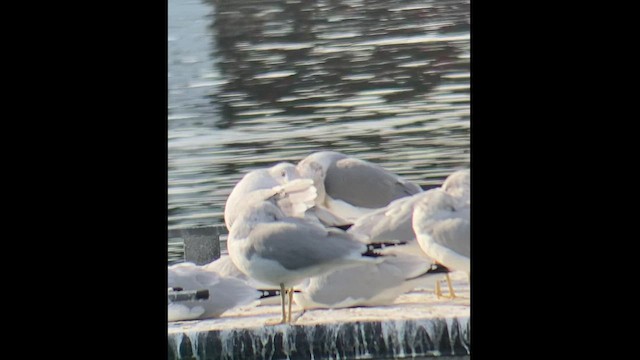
[168,151,470,324]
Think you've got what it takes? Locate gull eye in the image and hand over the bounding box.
[281,170,287,178]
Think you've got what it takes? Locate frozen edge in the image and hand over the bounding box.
[168,316,470,359]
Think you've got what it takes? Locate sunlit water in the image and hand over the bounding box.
[168,0,470,263]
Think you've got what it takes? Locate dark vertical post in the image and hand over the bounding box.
[169,226,222,265]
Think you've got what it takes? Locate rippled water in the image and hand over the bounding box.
[168,0,470,262]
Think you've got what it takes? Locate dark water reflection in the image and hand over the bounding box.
[168,0,470,262]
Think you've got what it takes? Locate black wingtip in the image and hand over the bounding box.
[257,289,279,299]
[361,249,385,258]
[167,289,210,302]
[404,263,451,281]
[427,263,450,274]
[333,224,353,231]
[366,241,406,251]
[363,241,407,257]
[195,289,210,300]
[257,289,301,299]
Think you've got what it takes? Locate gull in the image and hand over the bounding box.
[224,162,317,230]
[441,169,470,205]
[348,169,469,252]
[348,194,426,255]
[292,254,450,314]
[412,185,470,298]
[348,193,453,297]
[295,151,422,226]
[167,262,260,322]
[227,200,393,324]
[348,169,470,297]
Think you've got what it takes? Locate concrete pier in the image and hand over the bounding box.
[167,227,470,359]
[168,273,470,360]
[168,317,469,360]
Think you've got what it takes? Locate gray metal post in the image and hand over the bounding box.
[168,225,224,265]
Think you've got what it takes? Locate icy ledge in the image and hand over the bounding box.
[169,316,469,359]
[168,272,470,359]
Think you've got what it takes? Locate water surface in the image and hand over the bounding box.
[168,0,470,263]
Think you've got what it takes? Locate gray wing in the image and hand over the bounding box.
[348,195,418,242]
[324,158,422,208]
[303,262,403,305]
[300,255,432,307]
[248,219,367,271]
[413,192,470,259]
[427,214,470,258]
[413,189,471,257]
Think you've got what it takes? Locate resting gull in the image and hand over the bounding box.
[167,262,260,322]
[348,169,470,297]
[292,254,449,315]
[295,151,422,226]
[412,186,470,298]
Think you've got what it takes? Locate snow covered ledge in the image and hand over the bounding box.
[168,273,470,359]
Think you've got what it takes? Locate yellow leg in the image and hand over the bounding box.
[287,288,294,323]
[445,273,457,299]
[435,277,445,299]
[265,283,287,325]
